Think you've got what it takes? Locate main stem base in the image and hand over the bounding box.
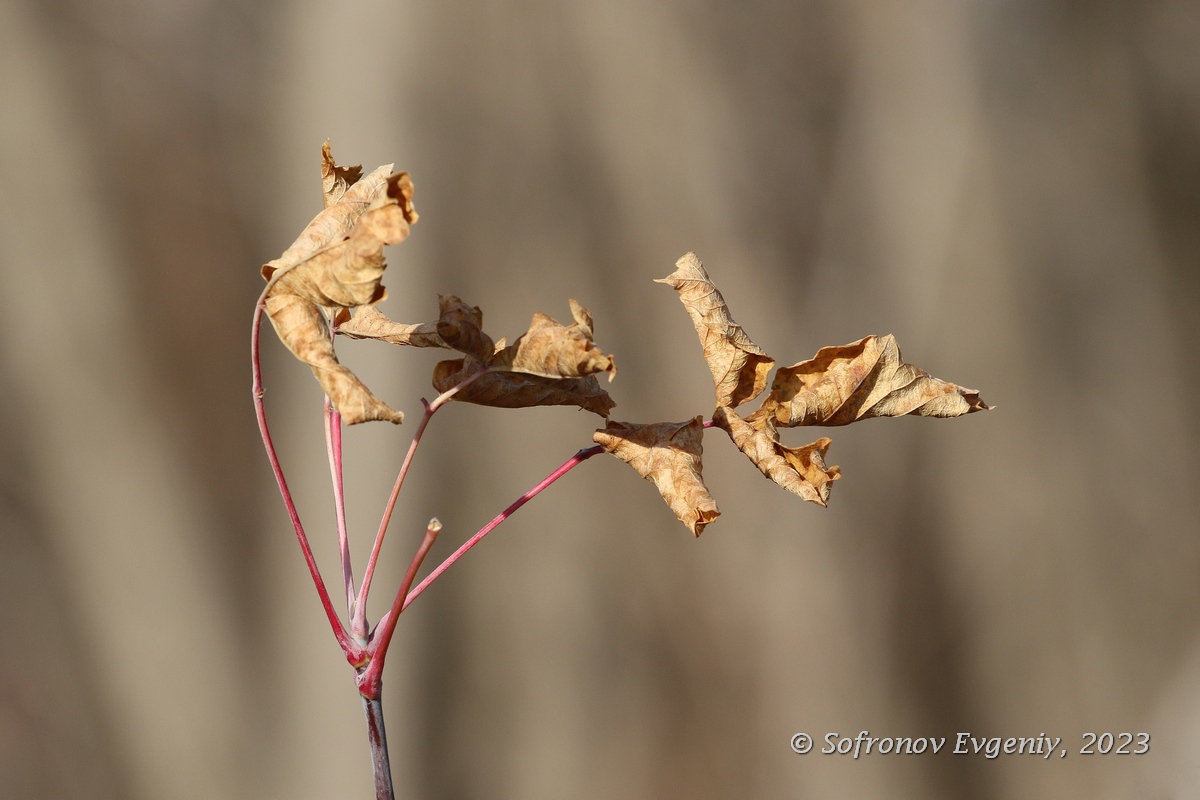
[362,695,394,800]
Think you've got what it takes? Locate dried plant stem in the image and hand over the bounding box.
[351,445,606,791]
[353,521,441,800]
[353,401,433,635]
[402,444,604,611]
[325,398,356,620]
[359,519,441,698]
[353,368,493,635]
[253,298,365,664]
[361,696,393,800]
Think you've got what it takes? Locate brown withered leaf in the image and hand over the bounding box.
[263,171,417,307]
[569,299,593,334]
[262,154,414,284]
[336,304,448,349]
[748,334,990,428]
[656,252,775,408]
[263,294,403,424]
[436,294,495,359]
[432,356,616,416]
[425,297,616,415]
[593,417,719,536]
[492,299,617,381]
[321,139,363,208]
[260,144,418,424]
[713,406,840,506]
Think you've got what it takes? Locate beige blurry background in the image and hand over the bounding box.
[2,1,1199,798]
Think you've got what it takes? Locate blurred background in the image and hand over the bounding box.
[2,0,1199,797]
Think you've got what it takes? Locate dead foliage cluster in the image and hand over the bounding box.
[261,144,989,535]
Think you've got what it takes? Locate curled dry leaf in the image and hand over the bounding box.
[259,143,418,424]
[263,294,403,424]
[713,406,840,506]
[568,298,593,334]
[593,417,719,536]
[433,357,616,417]
[656,252,774,408]
[654,254,988,510]
[429,299,617,415]
[493,299,617,381]
[321,139,363,209]
[436,295,495,359]
[748,334,990,428]
[262,171,417,307]
[337,305,448,349]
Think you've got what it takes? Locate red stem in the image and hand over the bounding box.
[400,444,604,612]
[358,519,441,699]
[354,400,433,634]
[353,368,493,634]
[326,398,356,623]
[253,298,365,665]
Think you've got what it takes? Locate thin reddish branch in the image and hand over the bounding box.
[353,367,494,634]
[253,297,365,665]
[353,399,433,634]
[401,444,604,612]
[325,398,356,624]
[358,519,441,699]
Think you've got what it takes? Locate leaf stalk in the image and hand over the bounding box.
[253,296,365,664]
[352,367,494,635]
[401,444,604,612]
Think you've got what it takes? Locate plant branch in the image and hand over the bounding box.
[358,519,441,698]
[361,696,394,800]
[353,367,493,634]
[401,444,604,612]
[325,397,356,624]
[253,297,365,665]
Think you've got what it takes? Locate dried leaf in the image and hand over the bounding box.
[749,334,990,427]
[492,300,617,381]
[713,406,839,506]
[436,294,495,359]
[433,357,616,416]
[593,417,719,536]
[337,304,448,349]
[260,144,418,424]
[568,298,593,335]
[263,294,403,425]
[263,171,417,307]
[656,252,775,408]
[262,159,413,282]
[321,139,363,208]
[428,297,617,415]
